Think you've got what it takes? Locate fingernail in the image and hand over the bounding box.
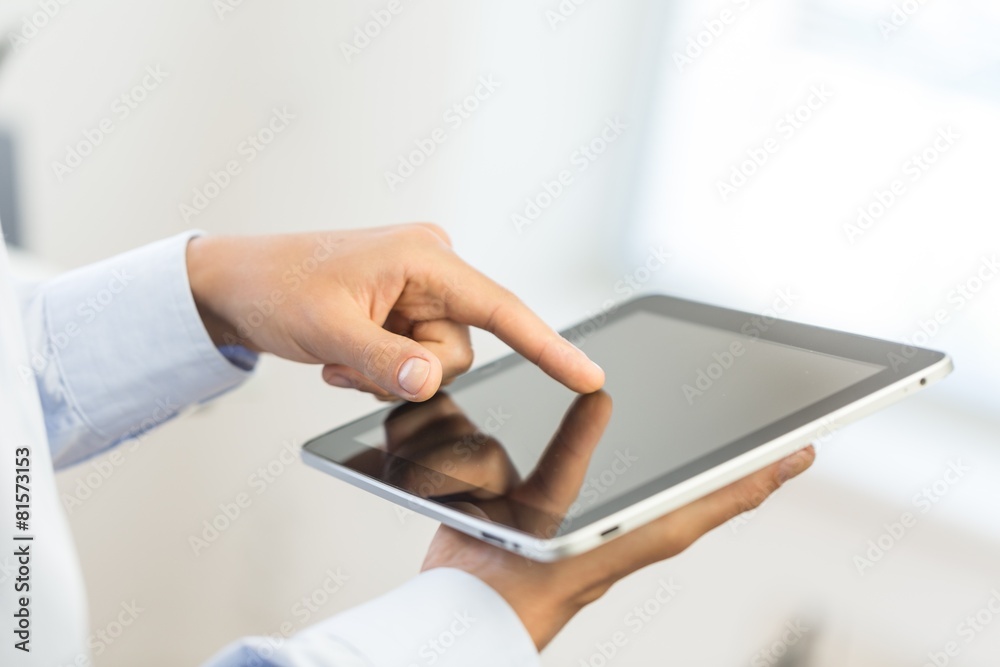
[398,358,431,396]
[777,448,815,484]
[564,338,604,374]
[325,373,353,389]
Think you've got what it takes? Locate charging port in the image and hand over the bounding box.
[481,532,506,546]
[600,526,620,538]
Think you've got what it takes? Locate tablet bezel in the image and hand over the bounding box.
[302,294,949,542]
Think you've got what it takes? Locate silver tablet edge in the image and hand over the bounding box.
[301,354,953,562]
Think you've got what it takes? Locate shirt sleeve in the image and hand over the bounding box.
[204,568,540,667]
[15,231,257,469]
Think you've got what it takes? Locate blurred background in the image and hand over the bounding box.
[1,0,998,665]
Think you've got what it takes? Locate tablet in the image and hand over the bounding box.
[302,294,952,561]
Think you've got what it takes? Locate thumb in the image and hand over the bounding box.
[329,318,444,401]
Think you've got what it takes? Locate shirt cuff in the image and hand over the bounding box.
[298,568,539,667]
[39,231,254,467]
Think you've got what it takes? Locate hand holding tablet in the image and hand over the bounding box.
[263,228,953,651]
[322,381,816,649]
[421,437,816,651]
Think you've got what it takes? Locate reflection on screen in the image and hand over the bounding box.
[353,311,884,528]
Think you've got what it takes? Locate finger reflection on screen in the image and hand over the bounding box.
[345,390,613,539]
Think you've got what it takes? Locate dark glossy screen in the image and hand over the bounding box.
[322,309,884,537]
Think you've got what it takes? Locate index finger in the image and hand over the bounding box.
[433,257,605,394]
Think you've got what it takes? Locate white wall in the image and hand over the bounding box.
[618,4,1000,662]
[0,0,668,320]
[628,0,1000,417]
[0,1,675,665]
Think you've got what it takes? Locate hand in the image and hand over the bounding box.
[186,224,605,401]
[423,439,816,650]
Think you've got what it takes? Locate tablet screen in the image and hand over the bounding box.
[327,308,885,536]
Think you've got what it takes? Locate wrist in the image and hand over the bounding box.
[462,566,610,651]
[186,235,244,349]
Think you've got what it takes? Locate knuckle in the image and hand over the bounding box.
[418,222,452,246]
[732,491,758,516]
[496,285,519,305]
[402,222,451,247]
[733,478,777,516]
[665,531,695,556]
[426,274,465,319]
[655,523,697,558]
[450,344,474,374]
[358,338,403,379]
[484,291,519,333]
